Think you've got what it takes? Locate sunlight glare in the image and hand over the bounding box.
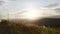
[25,9,37,19]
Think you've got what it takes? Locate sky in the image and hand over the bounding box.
[0,0,60,19]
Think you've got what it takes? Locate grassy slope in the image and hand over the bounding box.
[0,20,60,34]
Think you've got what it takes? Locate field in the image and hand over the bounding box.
[0,20,60,34]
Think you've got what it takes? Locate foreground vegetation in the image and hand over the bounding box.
[0,20,60,34]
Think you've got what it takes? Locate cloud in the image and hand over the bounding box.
[45,3,58,7]
[10,0,16,1]
[44,3,60,9]
[0,0,8,6]
[0,0,5,5]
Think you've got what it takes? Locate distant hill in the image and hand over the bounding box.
[36,18,60,28]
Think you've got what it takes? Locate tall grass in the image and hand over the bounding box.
[0,20,60,34]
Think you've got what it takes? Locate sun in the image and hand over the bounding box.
[27,11,36,19]
[25,9,37,19]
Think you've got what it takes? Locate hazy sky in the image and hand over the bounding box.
[0,0,60,19]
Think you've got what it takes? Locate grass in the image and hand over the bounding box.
[0,20,60,34]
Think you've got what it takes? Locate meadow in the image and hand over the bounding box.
[0,20,60,34]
